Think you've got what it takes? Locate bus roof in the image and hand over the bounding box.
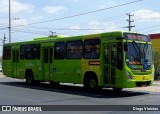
[3,31,147,46]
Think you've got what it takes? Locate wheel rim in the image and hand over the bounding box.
[89,79,97,89]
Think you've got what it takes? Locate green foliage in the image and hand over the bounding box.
[153,51,160,73]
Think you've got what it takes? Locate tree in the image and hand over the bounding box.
[153,51,160,79]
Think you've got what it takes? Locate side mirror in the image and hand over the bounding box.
[124,42,128,52]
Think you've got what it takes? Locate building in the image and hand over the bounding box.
[149,33,160,80]
[149,33,160,51]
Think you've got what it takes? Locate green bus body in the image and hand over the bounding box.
[2,31,154,90]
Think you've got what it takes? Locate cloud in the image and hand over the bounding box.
[98,0,117,9]
[0,19,8,26]
[30,16,43,21]
[88,20,118,33]
[133,10,160,22]
[69,25,80,30]
[0,18,28,27]
[43,6,68,14]
[12,19,28,27]
[0,0,34,13]
[72,0,81,2]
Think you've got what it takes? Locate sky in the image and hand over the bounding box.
[0,0,160,55]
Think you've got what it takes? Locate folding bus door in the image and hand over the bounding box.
[43,47,53,81]
[12,49,19,78]
[103,44,117,87]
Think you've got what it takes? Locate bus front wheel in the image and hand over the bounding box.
[84,76,98,91]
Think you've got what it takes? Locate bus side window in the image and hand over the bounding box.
[67,40,83,59]
[20,45,26,60]
[54,42,65,59]
[84,39,100,59]
[3,46,11,60]
[117,43,123,70]
[25,44,37,59]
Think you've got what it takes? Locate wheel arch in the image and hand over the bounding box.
[25,69,34,78]
[83,71,98,85]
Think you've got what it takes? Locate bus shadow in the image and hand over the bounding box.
[0,80,149,98]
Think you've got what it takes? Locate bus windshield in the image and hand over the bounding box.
[125,42,152,70]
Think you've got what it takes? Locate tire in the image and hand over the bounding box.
[84,77,98,91]
[50,81,60,87]
[112,88,123,91]
[26,71,34,85]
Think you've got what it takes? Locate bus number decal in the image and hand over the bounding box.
[25,63,34,67]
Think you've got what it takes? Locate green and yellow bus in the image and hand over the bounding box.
[2,31,154,90]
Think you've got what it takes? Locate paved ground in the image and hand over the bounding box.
[0,72,160,93]
[0,72,4,78]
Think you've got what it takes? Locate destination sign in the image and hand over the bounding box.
[123,33,150,42]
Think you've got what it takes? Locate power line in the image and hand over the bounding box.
[12,30,48,35]
[11,0,143,28]
[11,14,125,30]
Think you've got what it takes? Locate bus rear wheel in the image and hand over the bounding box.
[50,81,60,87]
[112,88,123,91]
[25,71,34,85]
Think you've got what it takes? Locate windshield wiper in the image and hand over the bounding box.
[132,41,142,56]
[143,42,148,55]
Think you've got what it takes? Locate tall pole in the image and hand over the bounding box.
[9,0,11,43]
[126,13,135,31]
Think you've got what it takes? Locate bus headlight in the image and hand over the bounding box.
[126,71,133,79]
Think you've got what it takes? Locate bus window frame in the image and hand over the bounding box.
[54,42,66,60]
[20,45,26,60]
[25,44,37,60]
[3,46,11,60]
[84,38,100,59]
[66,40,83,59]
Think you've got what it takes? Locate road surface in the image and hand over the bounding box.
[0,73,160,114]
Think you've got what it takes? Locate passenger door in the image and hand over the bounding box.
[12,49,19,78]
[43,47,53,81]
[103,44,117,87]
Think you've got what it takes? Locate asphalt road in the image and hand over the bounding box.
[0,77,160,114]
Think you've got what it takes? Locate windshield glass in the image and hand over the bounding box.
[125,42,152,70]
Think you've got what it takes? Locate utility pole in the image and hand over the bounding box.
[9,0,11,43]
[126,13,135,31]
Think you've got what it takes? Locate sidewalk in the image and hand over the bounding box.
[0,72,4,78]
[153,81,160,86]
